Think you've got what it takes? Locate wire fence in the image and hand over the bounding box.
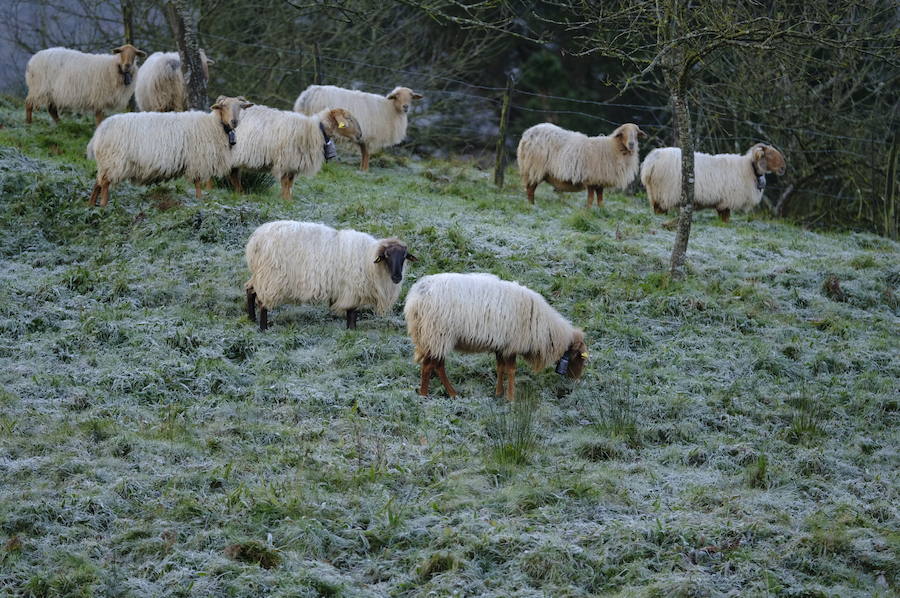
[202,31,893,234]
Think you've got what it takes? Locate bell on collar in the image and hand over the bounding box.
[555,354,570,376]
[324,138,337,161]
[227,129,236,146]
[756,174,766,191]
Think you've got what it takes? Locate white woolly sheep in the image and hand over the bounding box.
[244,220,417,331]
[25,44,147,126]
[404,272,588,401]
[517,122,646,207]
[229,105,363,200]
[293,85,423,171]
[134,50,214,112]
[86,95,252,206]
[640,143,787,222]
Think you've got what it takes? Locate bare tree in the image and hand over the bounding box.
[165,0,207,110]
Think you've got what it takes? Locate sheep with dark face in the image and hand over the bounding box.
[517,122,645,207]
[25,45,147,125]
[404,273,588,401]
[244,221,417,331]
[293,85,423,171]
[641,143,787,222]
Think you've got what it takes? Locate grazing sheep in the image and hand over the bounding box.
[404,272,588,401]
[640,143,787,222]
[517,122,645,207]
[229,105,362,200]
[134,50,214,112]
[25,44,147,125]
[86,95,252,206]
[293,85,423,171]
[244,221,417,331]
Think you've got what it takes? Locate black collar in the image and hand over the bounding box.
[752,160,766,191]
[319,121,331,142]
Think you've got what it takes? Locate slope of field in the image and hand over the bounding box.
[0,99,898,597]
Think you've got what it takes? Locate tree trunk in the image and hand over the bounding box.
[166,0,207,111]
[122,0,137,111]
[669,84,695,278]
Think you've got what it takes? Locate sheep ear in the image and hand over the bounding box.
[112,47,123,54]
[241,103,254,109]
[374,255,384,264]
[205,57,215,65]
[405,253,418,262]
[210,103,222,111]
[411,93,423,100]
[637,127,647,138]
[135,49,147,58]
[386,92,398,100]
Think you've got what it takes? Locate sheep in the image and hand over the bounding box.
[517,122,646,208]
[134,50,214,112]
[404,272,588,401]
[244,221,417,331]
[229,105,363,200]
[86,95,253,206]
[640,143,787,222]
[293,85,423,171]
[25,44,146,126]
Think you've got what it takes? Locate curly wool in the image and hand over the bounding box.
[134,51,209,112]
[517,123,641,191]
[640,145,784,213]
[87,110,234,186]
[293,85,408,153]
[245,221,404,316]
[404,273,583,371]
[25,47,137,115]
[231,105,330,180]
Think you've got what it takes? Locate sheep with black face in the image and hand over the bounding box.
[244,221,416,331]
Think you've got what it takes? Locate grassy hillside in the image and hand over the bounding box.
[0,98,898,597]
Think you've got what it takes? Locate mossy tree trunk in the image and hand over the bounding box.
[166,0,208,111]
[668,81,695,277]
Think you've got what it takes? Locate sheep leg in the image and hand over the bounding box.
[505,358,516,401]
[360,143,370,172]
[585,187,594,208]
[280,174,294,201]
[595,186,604,206]
[494,353,506,397]
[229,168,244,193]
[47,104,60,123]
[652,201,667,215]
[99,179,111,207]
[346,308,358,329]
[258,304,268,332]
[25,100,33,124]
[94,110,104,126]
[526,183,537,204]
[435,360,457,398]
[246,288,257,322]
[205,179,213,191]
[418,358,435,396]
[717,208,731,223]
[194,181,203,199]
[89,183,101,207]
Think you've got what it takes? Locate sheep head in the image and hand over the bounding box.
[373,238,416,284]
[556,330,588,379]
[751,144,787,176]
[112,44,146,85]
[386,87,424,114]
[611,123,646,156]
[324,108,363,143]
[211,95,253,131]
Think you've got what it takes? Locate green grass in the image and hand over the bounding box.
[0,99,898,596]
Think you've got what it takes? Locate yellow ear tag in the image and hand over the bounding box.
[581,352,589,359]
[338,121,346,128]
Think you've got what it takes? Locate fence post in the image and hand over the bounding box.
[314,42,324,85]
[494,71,515,188]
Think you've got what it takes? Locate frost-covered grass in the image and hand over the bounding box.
[1,98,898,597]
